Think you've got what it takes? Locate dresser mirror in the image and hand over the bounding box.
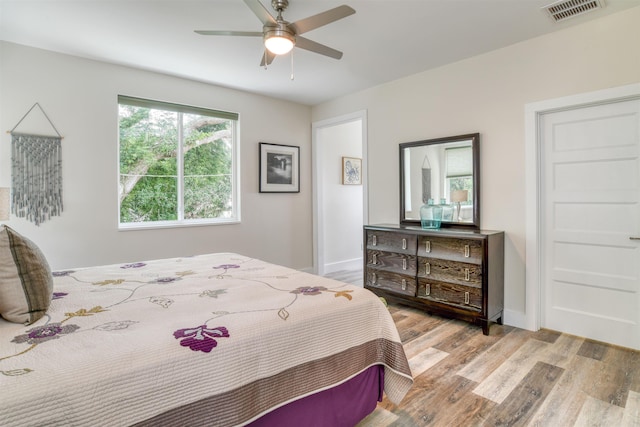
[399,133,480,229]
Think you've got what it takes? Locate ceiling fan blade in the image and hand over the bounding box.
[295,36,343,60]
[290,5,355,35]
[243,0,277,26]
[260,49,276,67]
[195,30,262,37]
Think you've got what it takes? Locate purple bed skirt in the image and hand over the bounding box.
[247,364,385,427]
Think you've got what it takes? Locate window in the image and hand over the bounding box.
[445,146,473,200]
[118,96,239,228]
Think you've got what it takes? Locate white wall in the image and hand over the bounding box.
[317,120,363,273]
[0,42,313,271]
[311,7,640,326]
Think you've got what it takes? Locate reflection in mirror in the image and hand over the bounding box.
[400,133,480,229]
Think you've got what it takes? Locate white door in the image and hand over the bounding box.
[540,98,640,350]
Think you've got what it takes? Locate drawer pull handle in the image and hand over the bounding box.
[372,253,377,265]
[372,273,377,285]
[425,241,431,253]
[401,279,407,290]
[464,292,470,304]
[425,262,430,275]
[372,235,377,246]
[425,283,430,296]
[402,258,407,270]
[402,238,407,250]
[464,268,470,281]
[464,245,470,257]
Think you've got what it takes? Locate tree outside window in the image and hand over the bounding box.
[118,96,238,227]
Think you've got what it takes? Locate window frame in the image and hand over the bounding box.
[117,95,240,230]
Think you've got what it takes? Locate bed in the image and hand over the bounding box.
[0,239,413,426]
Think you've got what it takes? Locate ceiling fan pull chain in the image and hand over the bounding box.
[290,49,295,81]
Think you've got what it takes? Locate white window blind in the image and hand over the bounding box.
[445,146,472,178]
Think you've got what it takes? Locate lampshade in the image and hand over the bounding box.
[0,187,10,221]
[451,189,468,203]
[264,28,295,55]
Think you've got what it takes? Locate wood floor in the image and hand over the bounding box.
[324,269,640,427]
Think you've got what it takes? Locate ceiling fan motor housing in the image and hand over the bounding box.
[264,21,295,55]
[264,24,295,42]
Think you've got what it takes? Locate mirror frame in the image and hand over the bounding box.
[399,133,480,230]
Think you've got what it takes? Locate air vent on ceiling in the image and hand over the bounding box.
[542,0,605,22]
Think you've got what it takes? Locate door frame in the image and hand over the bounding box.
[311,110,368,276]
[524,83,640,331]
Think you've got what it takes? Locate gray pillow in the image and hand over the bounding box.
[0,226,53,324]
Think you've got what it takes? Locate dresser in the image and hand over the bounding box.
[364,224,504,335]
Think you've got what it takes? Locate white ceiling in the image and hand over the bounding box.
[1,0,639,106]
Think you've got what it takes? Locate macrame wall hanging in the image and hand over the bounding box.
[8,103,63,226]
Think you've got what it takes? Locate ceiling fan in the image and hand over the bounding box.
[195,0,355,67]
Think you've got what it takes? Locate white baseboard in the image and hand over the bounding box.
[323,257,363,274]
[503,309,535,331]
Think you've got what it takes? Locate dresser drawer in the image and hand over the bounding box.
[417,236,483,264]
[366,250,417,275]
[366,230,416,255]
[417,258,482,287]
[365,269,416,297]
[417,279,482,312]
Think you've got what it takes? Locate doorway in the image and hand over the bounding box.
[526,84,640,349]
[312,111,367,277]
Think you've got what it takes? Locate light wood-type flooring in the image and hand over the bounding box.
[324,269,640,427]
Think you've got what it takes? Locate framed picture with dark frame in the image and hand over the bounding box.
[342,156,362,185]
[259,142,300,193]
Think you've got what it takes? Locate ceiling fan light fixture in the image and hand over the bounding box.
[264,29,295,55]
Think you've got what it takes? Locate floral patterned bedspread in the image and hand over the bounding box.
[0,253,412,426]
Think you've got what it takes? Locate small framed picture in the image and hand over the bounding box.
[259,142,300,193]
[342,156,362,185]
